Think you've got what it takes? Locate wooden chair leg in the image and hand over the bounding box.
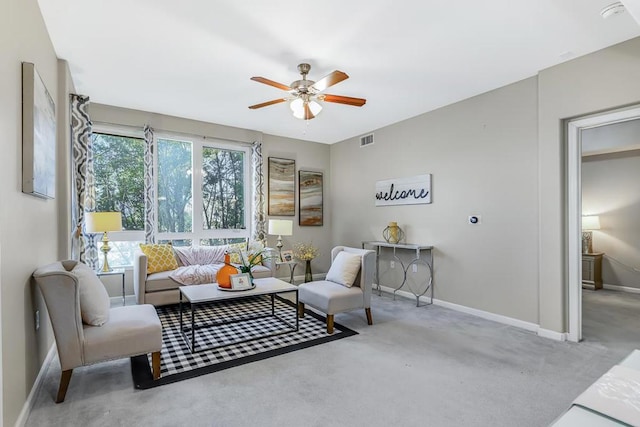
[326,314,334,334]
[56,369,73,403]
[152,351,161,380]
[365,307,373,325]
[298,302,305,318]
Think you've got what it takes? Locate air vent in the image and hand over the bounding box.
[360,133,374,147]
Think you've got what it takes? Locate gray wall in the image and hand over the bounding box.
[583,151,640,288]
[330,77,540,323]
[0,0,65,425]
[262,134,331,278]
[538,37,640,332]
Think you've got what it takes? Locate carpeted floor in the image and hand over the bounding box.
[24,289,640,427]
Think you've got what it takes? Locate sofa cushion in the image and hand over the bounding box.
[71,262,110,326]
[174,245,226,266]
[145,270,181,293]
[140,243,178,274]
[326,251,362,287]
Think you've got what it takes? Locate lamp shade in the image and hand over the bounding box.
[268,219,293,236]
[85,212,123,233]
[582,215,601,230]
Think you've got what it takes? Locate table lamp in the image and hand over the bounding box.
[268,219,293,261]
[86,211,123,272]
[581,215,601,254]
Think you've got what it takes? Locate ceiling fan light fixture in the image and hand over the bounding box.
[290,98,322,120]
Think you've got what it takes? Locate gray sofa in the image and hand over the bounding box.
[134,246,276,306]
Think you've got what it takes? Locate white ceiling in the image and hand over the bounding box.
[37,0,640,144]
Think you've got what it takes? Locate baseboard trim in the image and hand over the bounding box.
[537,328,567,341]
[16,344,56,427]
[603,283,640,294]
[377,285,565,341]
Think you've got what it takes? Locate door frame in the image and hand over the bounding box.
[567,105,640,342]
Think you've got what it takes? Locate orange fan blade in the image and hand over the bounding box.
[311,70,348,92]
[304,103,315,120]
[248,98,287,109]
[250,77,291,91]
[322,94,366,107]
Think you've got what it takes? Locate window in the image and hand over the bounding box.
[90,127,253,266]
[91,130,146,267]
[156,136,251,246]
[92,132,145,230]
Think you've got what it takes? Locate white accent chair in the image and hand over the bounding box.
[298,246,376,334]
[33,260,162,403]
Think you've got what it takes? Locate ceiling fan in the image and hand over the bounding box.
[248,63,366,120]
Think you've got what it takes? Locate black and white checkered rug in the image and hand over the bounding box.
[131,296,357,389]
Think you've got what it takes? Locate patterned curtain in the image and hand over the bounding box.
[70,94,98,268]
[143,125,157,243]
[251,141,267,245]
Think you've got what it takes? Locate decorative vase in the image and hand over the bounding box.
[383,221,404,244]
[216,253,238,288]
[304,260,313,283]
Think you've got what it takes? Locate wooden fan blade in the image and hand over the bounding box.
[311,71,348,92]
[248,98,287,109]
[304,103,315,120]
[250,77,291,91]
[322,94,367,107]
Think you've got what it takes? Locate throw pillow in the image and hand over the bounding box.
[72,262,110,326]
[139,243,179,274]
[326,251,362,287]
[227,241,248,264]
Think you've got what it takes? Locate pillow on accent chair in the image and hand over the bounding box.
[325,251,362,287]
[71,262,110,326]
[139,243,178,274]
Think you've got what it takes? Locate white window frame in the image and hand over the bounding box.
[154,132,252,245]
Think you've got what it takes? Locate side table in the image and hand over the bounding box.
[276,261,297,284]
[96,268,126,305]
[582,252,603,290]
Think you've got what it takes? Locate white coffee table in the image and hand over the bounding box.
[179,277,299,353]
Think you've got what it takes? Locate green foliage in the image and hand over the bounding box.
[158,138,193,233]
[91,133,144,230]
[202,147,245,230]
[92,134,247,237]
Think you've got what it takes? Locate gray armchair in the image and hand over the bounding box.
[298,246,376,334]
[33,260,162,403]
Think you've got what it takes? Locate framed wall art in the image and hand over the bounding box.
[22,62,56,199]
[299,170,323,226]
[268,157,295,216]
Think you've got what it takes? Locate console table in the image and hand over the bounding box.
[362,241,434,307]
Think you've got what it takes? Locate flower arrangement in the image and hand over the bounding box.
[293,243,319,261]
[229,241,272,274]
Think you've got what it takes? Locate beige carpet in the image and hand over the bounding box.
[24,289,640,426]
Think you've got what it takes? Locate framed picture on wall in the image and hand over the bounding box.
[299,170,323,226]
[22,62,56,199]
[281,250,294,262]
[268,157,295,216]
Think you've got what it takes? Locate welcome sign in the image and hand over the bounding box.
[375,174,431,206]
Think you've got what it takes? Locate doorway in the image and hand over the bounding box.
[567,104,640,342]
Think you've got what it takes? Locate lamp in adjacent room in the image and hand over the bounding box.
[268,219,293,261]
[581,215,601,254]
[85,211,123,272]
